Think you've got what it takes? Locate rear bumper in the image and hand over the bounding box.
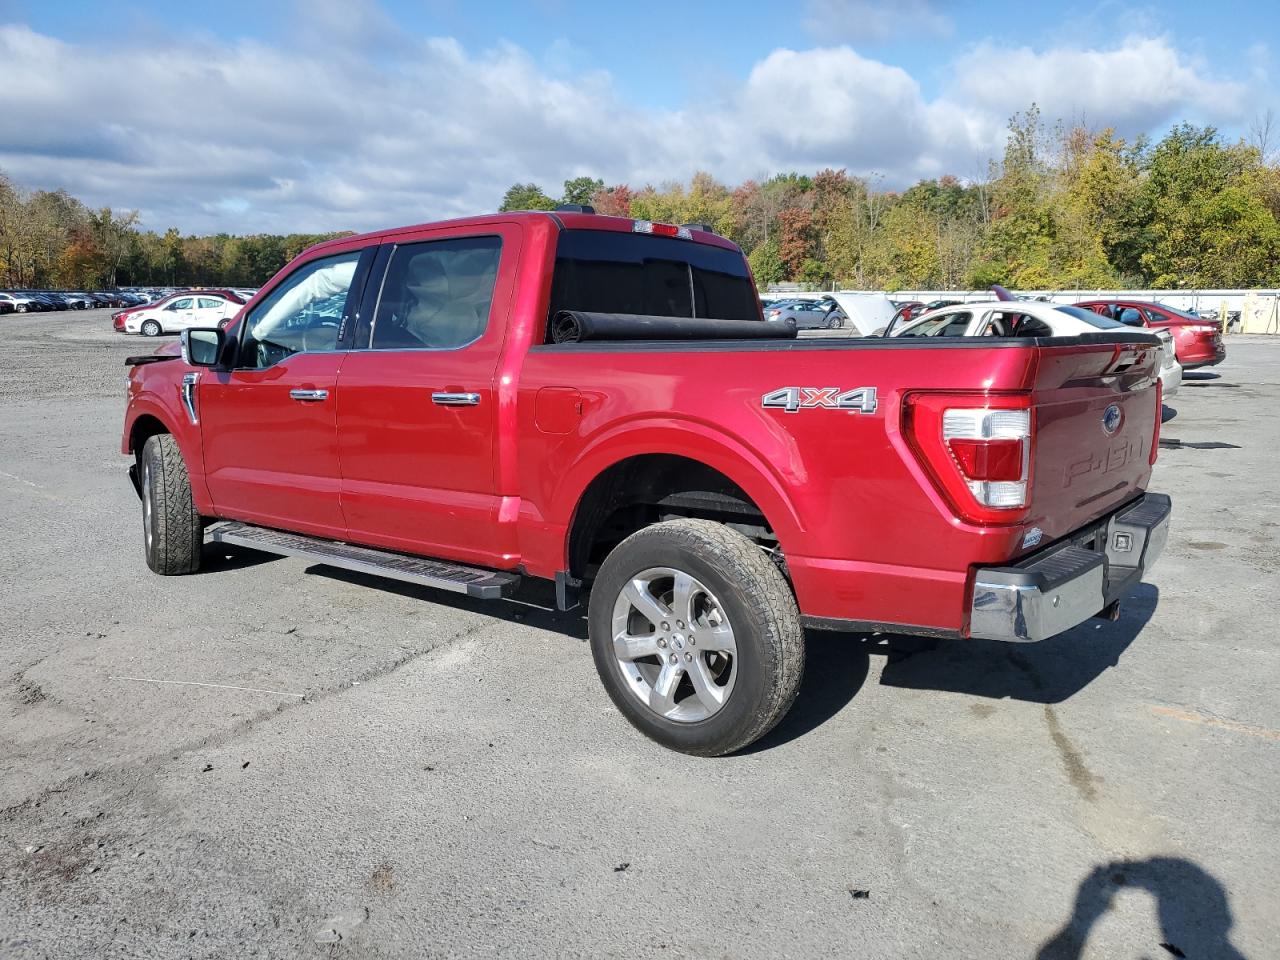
[969,492,1171,643]
[1180,341,1225,369]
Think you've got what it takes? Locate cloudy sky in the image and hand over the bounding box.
[0,0,1272,235]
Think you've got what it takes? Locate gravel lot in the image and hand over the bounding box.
[1,309,1277,959]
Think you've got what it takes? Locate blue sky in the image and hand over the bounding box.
[0,0,1273,233]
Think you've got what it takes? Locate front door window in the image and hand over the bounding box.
[240,251,361,368]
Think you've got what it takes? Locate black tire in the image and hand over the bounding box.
[141,319,161,337]
[588,518,804,756]
[141,434,202,575]
[827,313,844,329]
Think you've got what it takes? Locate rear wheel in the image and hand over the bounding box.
[141,434,202,575]
[141,319,161,337]
[588,518,804,756]
[827,313,844,329]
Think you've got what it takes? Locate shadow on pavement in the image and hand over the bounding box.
[1037,856,1247,959]
[1181,370,1221,381]
[307,565,589,640]
[198,542,283,573]
[1160,403,1177,423]
[1159,438,1241,450]
[874,583,1158,704]
[745,629,871,752]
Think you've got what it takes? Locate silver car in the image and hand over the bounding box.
[764,298,845,330]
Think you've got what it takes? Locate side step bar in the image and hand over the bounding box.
[208,521,520,600]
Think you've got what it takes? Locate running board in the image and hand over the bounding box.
[207,521,520,600]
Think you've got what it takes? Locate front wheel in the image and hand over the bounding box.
[141,319,161,337]
[588,518,804,756]
[141,434,203,575]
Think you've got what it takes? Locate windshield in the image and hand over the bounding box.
[548,230,760,337]
[1056,305,1126,329]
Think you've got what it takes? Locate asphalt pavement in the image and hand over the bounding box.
[1,309,1277,958]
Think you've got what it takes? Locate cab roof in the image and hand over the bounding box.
[304,211,742,257]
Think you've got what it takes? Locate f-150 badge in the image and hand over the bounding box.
[762,386,878,414]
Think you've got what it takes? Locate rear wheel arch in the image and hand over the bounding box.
[564,451,795,585]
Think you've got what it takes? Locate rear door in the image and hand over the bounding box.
[335,224,521,567]
[194,296,230,328]
[198,245,372,538]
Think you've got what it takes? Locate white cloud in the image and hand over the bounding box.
[951,36,1249,134]
[0,21,1257,235]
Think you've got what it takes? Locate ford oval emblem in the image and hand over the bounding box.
[1102,404,1123,435]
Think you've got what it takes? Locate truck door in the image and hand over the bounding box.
[197,246,371,539]
[335,225,522,567]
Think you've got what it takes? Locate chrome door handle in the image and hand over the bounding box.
[431,392,480,406]
[289,389,329,402]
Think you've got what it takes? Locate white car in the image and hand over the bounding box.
[889,300,1181,398]
[123,294,240,336]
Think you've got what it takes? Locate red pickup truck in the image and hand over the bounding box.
[122,210,1171,755]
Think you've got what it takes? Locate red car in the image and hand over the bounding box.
[122,209,1170,755]
[1077,300,1225,369]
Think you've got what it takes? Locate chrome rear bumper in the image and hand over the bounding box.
[969,493,1171,643]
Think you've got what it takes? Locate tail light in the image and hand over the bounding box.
[905,393,1033,524]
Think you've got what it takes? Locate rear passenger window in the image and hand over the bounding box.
[370,237,502,350]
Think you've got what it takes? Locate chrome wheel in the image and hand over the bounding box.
[611,566,737,723]
[142,459,154,554]
[141,320,161,337]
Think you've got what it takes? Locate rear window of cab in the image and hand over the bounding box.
[547,230,760,335]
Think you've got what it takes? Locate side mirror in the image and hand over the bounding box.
[181,328,225,367]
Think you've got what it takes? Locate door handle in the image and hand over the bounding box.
[431,392,481,406]
[289,389,329,402]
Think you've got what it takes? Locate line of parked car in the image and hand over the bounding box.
[0,290,154,313]
[759,289,1226,372]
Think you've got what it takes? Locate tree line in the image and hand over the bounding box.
[4,107,1277,292]
[0,172,351,290]
[504,108,1280,290]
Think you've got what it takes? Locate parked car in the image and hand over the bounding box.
[764,298,845,330]
[0,297,13,315]
[59,292,93,309]
[0,291,46,312]
[117,293,242,336]
[124,209,1169,756]
[888,300,1181,398]
[113,289,246,334]
[1076,300,1225,369]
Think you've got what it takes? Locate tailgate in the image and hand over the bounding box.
[1028,338,1161,541]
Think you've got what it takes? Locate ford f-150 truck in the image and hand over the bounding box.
[122,208,1171,756]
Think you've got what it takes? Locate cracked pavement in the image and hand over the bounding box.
[1,311,1277,958]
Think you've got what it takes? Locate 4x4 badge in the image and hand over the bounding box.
[762,386,878,414]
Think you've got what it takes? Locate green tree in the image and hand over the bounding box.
[499,182,556,212]
[561,176,603,206]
